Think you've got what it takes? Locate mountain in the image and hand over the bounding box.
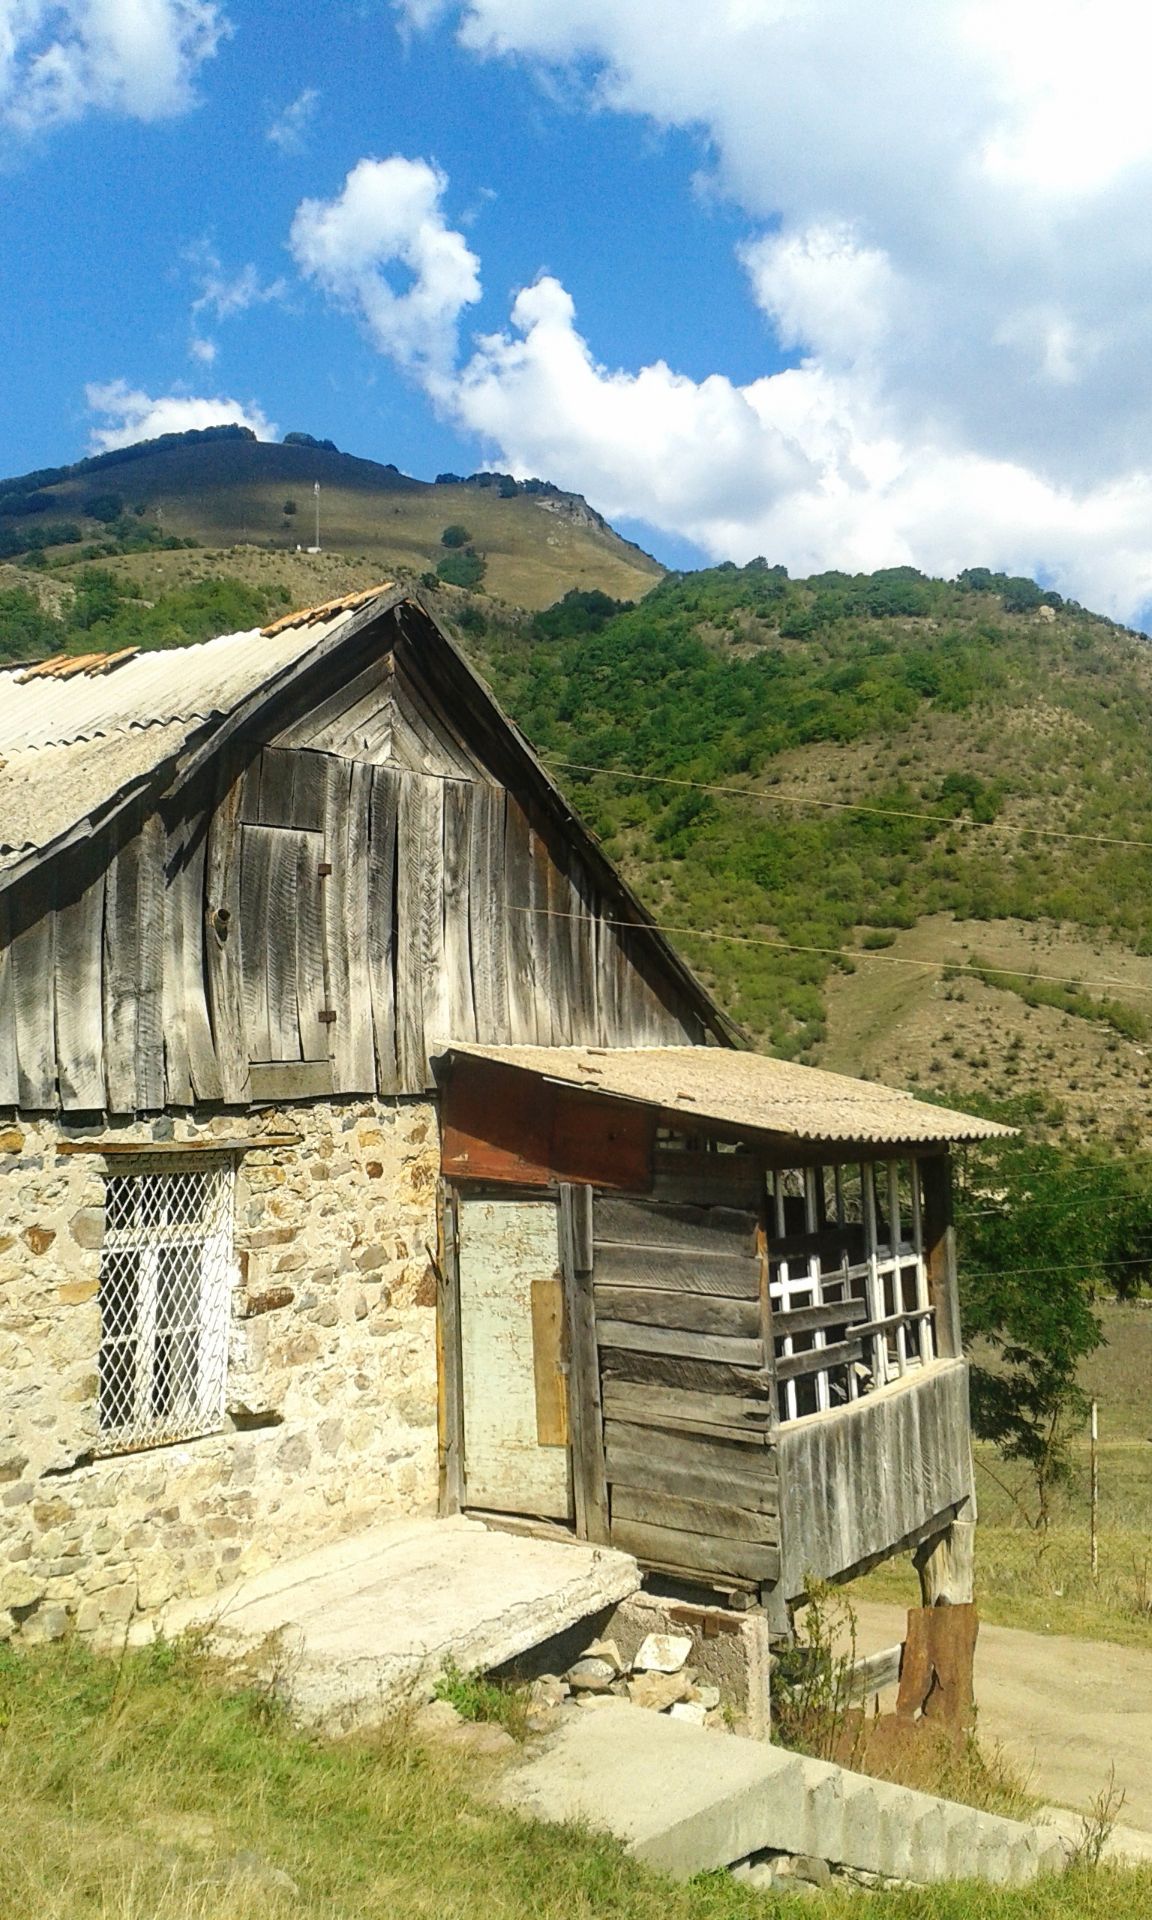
[0,427,663,611]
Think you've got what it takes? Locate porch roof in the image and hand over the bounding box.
[439,1043,1013,1149]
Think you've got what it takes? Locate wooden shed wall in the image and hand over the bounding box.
[590,1190,780,1587]
[0,682,706,1117]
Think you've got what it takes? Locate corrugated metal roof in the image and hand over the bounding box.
[0,585,396,867]
[440,1042,1013,1146]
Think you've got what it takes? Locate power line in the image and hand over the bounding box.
[507,901,1152,1001]
[547,755,1152,855]
[966,1252,1152,1280]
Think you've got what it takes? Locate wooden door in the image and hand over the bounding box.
[457,1195,572,1520]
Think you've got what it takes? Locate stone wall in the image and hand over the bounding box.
[0,1097,441,1644]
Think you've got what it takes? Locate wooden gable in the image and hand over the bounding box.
[0,597,729,1114]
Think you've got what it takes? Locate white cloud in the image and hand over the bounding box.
[267,84,318,153]
[182,241,286,367]
[382,1,1152,620]
[86,379,276,450]
[289,156,481,378]
[1,0,225,135]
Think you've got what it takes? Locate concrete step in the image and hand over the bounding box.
[129,1516,640,1731]
[499,1699,1068,1886]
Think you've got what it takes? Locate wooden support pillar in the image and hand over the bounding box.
[920,1152,962,1359]
[914,1504,976,1606]
[896,1603,978,1735]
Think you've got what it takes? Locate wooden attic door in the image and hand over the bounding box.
[236,747,333,1096]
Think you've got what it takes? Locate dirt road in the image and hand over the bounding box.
[852,1601,1152,1836]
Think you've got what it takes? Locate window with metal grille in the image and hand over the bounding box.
[96,1162,234,1453]
[770,1157,934,1422]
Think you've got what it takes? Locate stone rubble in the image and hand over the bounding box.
[558,1626,731,1728]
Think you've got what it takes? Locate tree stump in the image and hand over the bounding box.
[895,1603,978,1736]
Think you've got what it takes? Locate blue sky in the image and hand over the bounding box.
[5,2,1152,616]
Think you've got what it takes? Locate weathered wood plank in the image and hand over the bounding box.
[205,763,250,1104]
[437,1184,465,1515]
[469,782,510,1044]
[545,849,575,1046]
[367,765,400,1092]
[565,855,599,1045]
[265,828,303,1061]
[527,812,556,1046]
[531,1277,569,1447]
[177,806,222,1104]
[604,1417,771,1472]
[597,1319,764,1367]
[135,811,167,1112]
[0,892,19,1106]
[249,1060,334,1101]
[602,1378,773,1440]
[769,1297,868,1338]
[238,824,273,1062]
[161,813,192,1107]
[594,1285,761,1338]
[605,1435,779,1512]
[54,866,105,1109]
[102,837,140,1114]
[609,1515,780,1584]
[255,747,302,827]
[10,881,57,1110]
[591,1242,760,1298]
[395,774,428,1090]
[294,830,328,1062]
[775,1337,863,1383]
[612,1486,777,1546]
[443,779,477,1044]
[560,1183,609,1543]
[595,1196,760,1256]
[343,759,377,1090]
[921,1155,961,1359]
[769,1224,868,1264]
[601,1348,771,1397]
[504,793,538,1043]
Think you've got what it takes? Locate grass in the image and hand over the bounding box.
[858,1306,1152,1650]
[3,1636,1152,1920]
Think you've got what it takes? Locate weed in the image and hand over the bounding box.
[433,1656,530,1739]
[1069,1765,1127,1870]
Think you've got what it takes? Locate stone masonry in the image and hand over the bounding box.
[0,1097,441,1644]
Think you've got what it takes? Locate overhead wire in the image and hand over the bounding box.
[506,899,1152,1001]
[546,754,1152,854]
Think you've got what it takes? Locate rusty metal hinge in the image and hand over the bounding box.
[318,1009,338,1025]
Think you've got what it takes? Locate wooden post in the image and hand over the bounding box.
[914,1505,976,1607]
[559,1182,610,1544]
[435,1183,465,1516]
[1090,1398,1099,1582]
[920,1153,962,1358]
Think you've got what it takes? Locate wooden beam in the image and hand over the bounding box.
[436,1184,466,1517]
[560,1182,609,1544]
[57,1134,301,1156]
[922,1154,962,1359]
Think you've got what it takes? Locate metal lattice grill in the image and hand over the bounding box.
[97,1163,234,1453]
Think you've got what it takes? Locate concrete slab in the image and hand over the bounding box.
[133,1516,639,1730]
[497,1697,1067,1884]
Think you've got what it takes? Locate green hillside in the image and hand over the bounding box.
[471,564,1152,1148]
[0,427,662,611]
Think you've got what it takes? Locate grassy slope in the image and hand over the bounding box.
[3,438,663,611]
[3,1637,1150,1920]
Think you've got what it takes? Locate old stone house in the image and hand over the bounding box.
[0,584,1005,1643]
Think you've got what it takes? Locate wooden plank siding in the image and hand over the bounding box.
[0,622,704,1112]
[774,1358,973,1600]
[589,1189,781,1589]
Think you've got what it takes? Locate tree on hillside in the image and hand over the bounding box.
[440,523,471,548]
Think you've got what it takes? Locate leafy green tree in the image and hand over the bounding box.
[440,523,472,549]
[957,1127,1112,1533]
[437,548,485,589]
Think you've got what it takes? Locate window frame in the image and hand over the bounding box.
[95,1156,236,1455]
